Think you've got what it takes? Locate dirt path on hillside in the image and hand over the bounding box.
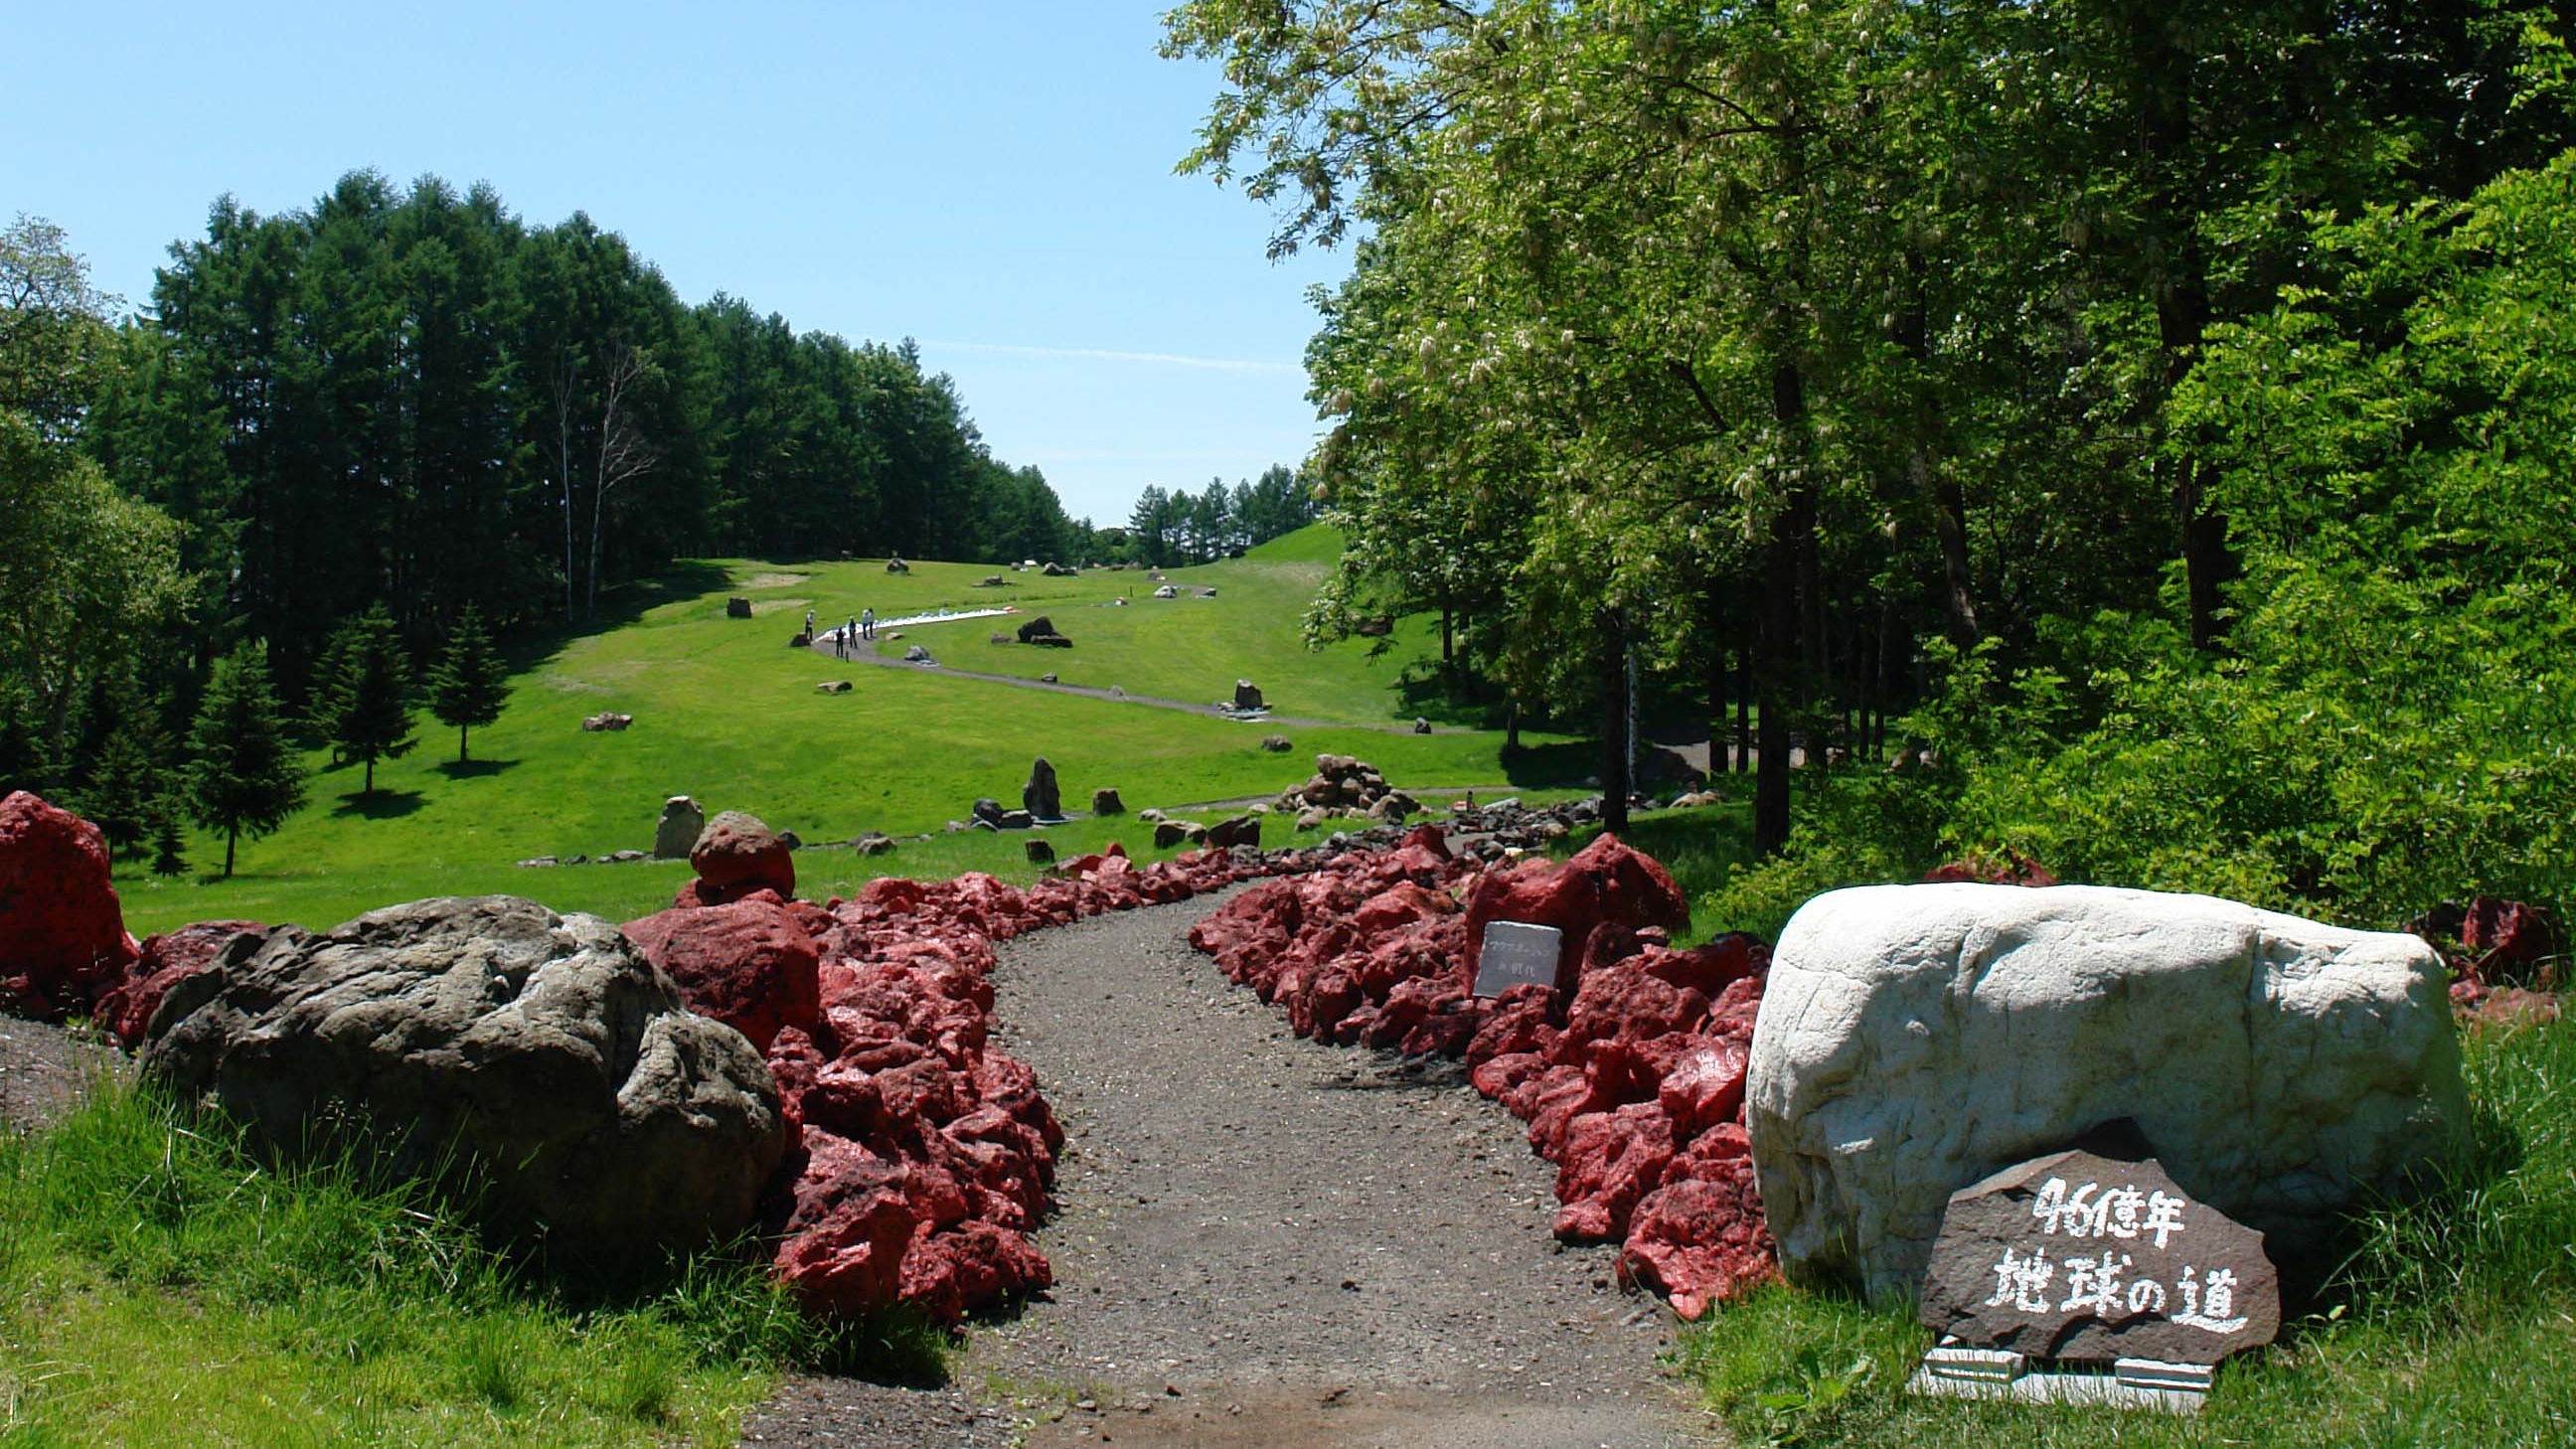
[737,890,1711,1449]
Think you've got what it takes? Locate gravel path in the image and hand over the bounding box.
[740,889,1711,1449]
[0,1018,119,1135]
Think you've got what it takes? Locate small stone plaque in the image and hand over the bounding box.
[1473,920,1563,999]
[1918,1149,2279,1366]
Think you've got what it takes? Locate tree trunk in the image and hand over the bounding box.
[1755,533,1798,854]
[1734,642,1751,775]
[1599,607,1631,837]
[458,723,470,764]
[2125,0,2234,651]
[1757,358,1811,853]
[364,754,375,794]
[224,823,238,880]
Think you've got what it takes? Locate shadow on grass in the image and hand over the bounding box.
[493,561,736,673]
[433,758,521,780]
[332,789,427,820]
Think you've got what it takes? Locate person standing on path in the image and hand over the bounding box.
[804,606,815,640]
[862,606,876,641]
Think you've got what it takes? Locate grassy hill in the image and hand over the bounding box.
[844,527,1463,726]
[113,529,1581,935]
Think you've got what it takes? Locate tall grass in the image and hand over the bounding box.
[1680,1014,2576,1447]
[0,1075,873,1448]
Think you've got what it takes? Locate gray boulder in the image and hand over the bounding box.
[140,895,788,1255]
[1746,884,2466,1303]
[1023,756,1061,820]
[1233,680,1264,712]
[1206,814,1261,850]
[652,795,704,860]
[1090,787,1124,816]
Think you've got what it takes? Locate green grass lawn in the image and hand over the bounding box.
[115,528,1587,935]
[0,1078,881,1449]
[855,529,1471,726]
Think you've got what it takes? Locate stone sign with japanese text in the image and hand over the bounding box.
[1918,1149,2279,1365]
[1472,920,1564,999]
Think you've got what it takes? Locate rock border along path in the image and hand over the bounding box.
[738,888,1705,1449]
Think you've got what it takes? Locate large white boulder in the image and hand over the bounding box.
[1746,884,2465,1303]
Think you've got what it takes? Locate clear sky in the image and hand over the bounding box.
[1,1,1346,526]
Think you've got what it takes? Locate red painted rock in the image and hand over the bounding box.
[0,791,139,1018]
[1460,834,1688,996]
[1620,1127,1776,1318]
[1922,853,2059,887]
[770,1133,920,1315]
[622,896,822,1052]
[899,1218,1053,1325]
[94,920,264,1048]
[1552,1101,1678,1241]
[690,810,796,898]
[1658,1040,1750,1142]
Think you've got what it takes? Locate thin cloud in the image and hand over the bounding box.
[925,340,1304,375]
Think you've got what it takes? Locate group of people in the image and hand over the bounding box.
[809,606,878,661]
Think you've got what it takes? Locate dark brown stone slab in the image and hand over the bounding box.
[1918,1149,2279,1365]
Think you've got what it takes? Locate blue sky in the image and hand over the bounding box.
[1,1,1346,525]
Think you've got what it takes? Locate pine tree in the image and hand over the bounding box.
[82,716,164,859]
[426,603,509,764]
[318,605,417,794]
[184,641,306,879]
[149,793,188,877]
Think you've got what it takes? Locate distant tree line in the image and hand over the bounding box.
[80,170,1098,704]
[1123,464,1318,566]
[6,173,1252,869]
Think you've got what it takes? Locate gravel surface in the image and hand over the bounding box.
[0,1017,119,1135]
[740,889,1713,1449]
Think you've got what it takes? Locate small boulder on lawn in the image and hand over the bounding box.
[1023,756,1061,820]
[1154,820,1208,849]
[653,795,705,860]
[1232,680,1265,712]
[1207,815,1261,850]
[1091,787,1125,816]
[690,811,795,901]
[1025,839,1055,865]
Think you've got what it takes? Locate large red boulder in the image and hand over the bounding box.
[622,896,822,1052]
[1552,1101,1677,1241]
[94,920,264,1047]
[690,810,796,899]
[1459,834,1688,997]
[0,791,139,1019]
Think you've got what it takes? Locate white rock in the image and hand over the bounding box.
[1746,883,2465,1303]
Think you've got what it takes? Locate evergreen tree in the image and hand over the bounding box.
[426,603,509,764]
[149,792,188,877]
[82,715,164,859]
[316,605,416,793]
[184,642,305,879]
